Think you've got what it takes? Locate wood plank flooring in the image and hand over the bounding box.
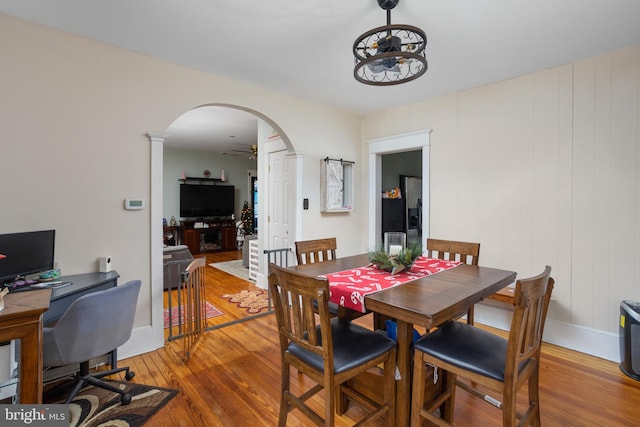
[117,250,640,426]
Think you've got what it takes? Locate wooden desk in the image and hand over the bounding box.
[288,254,516,426]
[0,289,51,403]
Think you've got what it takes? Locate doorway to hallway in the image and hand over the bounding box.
[367,130,431,250]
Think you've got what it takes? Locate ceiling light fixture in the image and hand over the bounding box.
[353,0,427,86]
[249,144,257,159]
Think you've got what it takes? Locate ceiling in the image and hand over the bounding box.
[2,0,640,153]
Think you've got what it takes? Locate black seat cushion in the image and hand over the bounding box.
[313,299,341,315]
[288,318,396,375]
[328,301,341,315]
[414,321,513,382]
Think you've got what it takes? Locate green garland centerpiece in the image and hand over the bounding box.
[368,241,423,275]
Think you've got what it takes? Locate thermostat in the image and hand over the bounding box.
[124,198,145,210]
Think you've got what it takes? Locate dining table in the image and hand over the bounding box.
[286,253,516,427]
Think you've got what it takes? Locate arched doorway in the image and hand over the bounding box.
[148,104,297,343]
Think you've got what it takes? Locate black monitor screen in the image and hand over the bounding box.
[0,230,55,283]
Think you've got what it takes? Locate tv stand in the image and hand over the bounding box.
[182,219,236,254]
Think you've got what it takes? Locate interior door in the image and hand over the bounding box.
[267,149,294,253]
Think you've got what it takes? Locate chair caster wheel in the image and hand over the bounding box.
[125,371,135,381]
[121,394,132,405]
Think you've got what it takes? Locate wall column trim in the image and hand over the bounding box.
[147,132,168,350]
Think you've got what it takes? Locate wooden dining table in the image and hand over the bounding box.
[287,253,516,426]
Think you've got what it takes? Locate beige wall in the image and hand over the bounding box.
[363,45,640,360]
[163,148,257,221]
[0,14,363,356]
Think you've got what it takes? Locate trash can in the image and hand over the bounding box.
[619,300,640,380]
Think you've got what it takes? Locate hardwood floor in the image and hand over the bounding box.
[117,250,640,426]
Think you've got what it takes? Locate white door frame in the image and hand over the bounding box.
[367,130,431,250]
[255,138,301,289]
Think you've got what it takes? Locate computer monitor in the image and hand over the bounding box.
[0,230,55,284]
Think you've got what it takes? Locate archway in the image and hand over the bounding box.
[148,104,297,344]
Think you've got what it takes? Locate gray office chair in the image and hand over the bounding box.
[43,279,141,404]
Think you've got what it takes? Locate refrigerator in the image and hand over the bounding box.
[400,175,422,244]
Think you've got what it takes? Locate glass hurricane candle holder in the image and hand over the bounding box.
[384,232,406,256]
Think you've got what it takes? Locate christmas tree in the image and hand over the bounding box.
[240,201,254,235]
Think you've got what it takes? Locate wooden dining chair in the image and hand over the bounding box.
[268,263,397,427]
[295,237,366,321]
[426,238,481,324]
[295,237,337,265]
[410,266,554,427]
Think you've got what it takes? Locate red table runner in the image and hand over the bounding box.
[323,256,461,312]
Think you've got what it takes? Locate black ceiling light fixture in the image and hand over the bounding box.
[353,0,427,86]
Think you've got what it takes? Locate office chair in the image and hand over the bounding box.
[43,279,141,404]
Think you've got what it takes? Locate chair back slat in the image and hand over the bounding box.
[426,238,480,265]
[507,266,554,376]
[295,238,337,265]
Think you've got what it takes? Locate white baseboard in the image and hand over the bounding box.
[255,272,267,290]
[475,303,619,362]
[117,325,164,360]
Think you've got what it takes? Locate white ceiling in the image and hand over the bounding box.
[3,0,640,152]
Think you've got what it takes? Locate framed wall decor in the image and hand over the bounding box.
[320,157,354,212]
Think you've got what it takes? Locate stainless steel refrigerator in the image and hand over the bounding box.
[400,175,422,244]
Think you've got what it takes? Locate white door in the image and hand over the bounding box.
[267,149,294,253]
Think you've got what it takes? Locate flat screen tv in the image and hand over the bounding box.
[180,184,234,218]
[0,230,55,284]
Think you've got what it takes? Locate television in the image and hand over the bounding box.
[180,184,235,218]
[0,230,55,284]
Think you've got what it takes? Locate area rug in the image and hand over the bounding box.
[44,380,178,427]
[221,289,269,314]
[163,301,223,328]
[209,259,251,281]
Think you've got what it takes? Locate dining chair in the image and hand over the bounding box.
[268,263,397,427]
[410,266,554,427]
[295,237,338,265]
[295,237,366,321]
[426,238,481,324]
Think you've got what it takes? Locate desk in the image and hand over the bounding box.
[288,254,516,426]
[46,271,120,324]
[0,289,51,403]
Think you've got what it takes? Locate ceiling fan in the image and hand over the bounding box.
[226,144,257,159]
